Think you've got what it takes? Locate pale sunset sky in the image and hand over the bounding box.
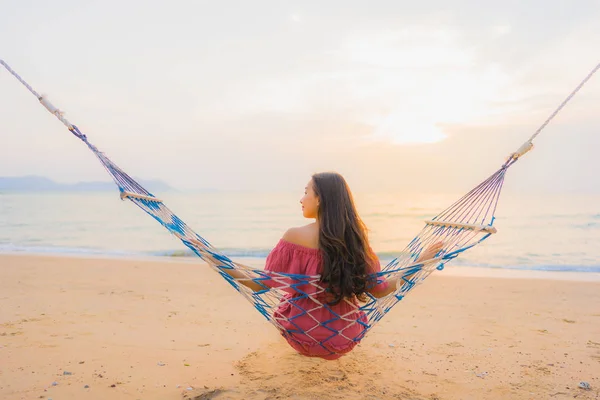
[1,0,599,194]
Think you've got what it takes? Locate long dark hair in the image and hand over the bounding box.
[312,172,376,305]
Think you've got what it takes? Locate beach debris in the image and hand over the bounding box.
[157,362,166,366]
[110,384,116,388]
[389,343,395,347]
[184,363,190,366]
[578,381,591,390]
[475,371,488,378]
[51,381,58,386]
[63,371,72,375]
[186,387,194,391]
[79,361,85,364]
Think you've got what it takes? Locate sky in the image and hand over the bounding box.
[1,0,599,194]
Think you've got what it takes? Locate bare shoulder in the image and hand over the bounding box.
[282,223,319,249]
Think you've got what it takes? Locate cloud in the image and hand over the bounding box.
[1,1,599,193]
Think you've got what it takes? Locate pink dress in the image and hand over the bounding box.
[264,239,388,360]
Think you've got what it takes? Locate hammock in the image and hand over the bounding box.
[2,60,598,358]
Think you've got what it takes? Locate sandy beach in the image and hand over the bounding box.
[1,254,599,400]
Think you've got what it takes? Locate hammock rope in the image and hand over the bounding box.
[507,62,600,163]
[2,59,598,357]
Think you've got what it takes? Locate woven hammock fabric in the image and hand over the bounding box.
[3,58,598,357]
[53,119,507,355]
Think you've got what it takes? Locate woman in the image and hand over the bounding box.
[239,172,442,360]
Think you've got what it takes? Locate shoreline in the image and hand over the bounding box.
[2,250,600,283]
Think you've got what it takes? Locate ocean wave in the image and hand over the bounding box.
[0,243,136,257]
[363,212,435,219]
[151,248,273,258]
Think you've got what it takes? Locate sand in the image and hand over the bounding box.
[0,254,599,400]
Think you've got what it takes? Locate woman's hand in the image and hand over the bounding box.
[416,241,444,263]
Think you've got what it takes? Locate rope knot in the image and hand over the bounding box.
[508,140,534,161]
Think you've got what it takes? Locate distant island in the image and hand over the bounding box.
[0,176,175,192]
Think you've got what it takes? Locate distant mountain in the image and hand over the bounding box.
[0,176,175,192]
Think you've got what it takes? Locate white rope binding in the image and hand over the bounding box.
[39,95,74,130]
[1,59,74,130]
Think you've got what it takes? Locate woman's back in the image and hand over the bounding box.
[264,237,388,360]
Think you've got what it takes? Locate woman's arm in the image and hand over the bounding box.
[187,238,265,292]
[367,241,444,299]
[218,264,266,292]
[368,282,397,298]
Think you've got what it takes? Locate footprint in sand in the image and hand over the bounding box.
[233,343,429,399]
[182,388,227,400]
[0,331,24,336]
[587,340,600,348]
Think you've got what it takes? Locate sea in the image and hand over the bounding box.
[0,190,599,273]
